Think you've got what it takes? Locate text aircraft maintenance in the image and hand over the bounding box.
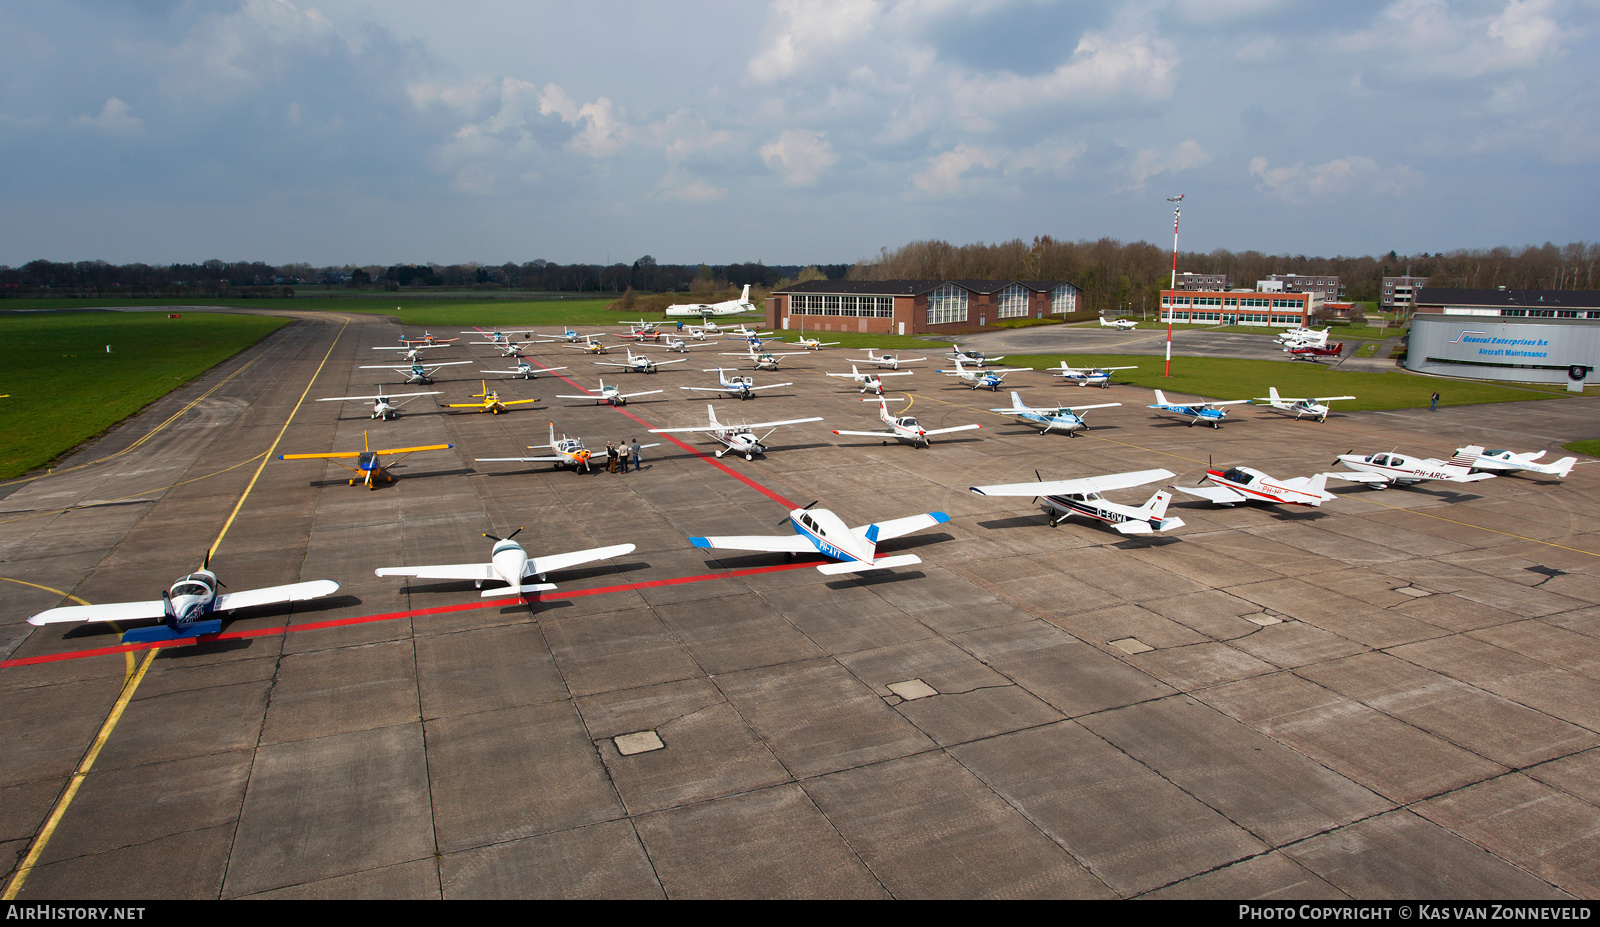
[689,502,951,575]
[477,422,656,474]
[595,347,689,374]
[991,392,1120,436]
[360,359,474,385]
[1174,465,1339,507]
[481,358,568,380]
[833,396,980,448]
[787,327,840,350]
[946,344,1006,366]
[1254,387,1356,422]
[1051,361,1139,388]
[1099,316,1138,329]
[720,343,804,370]
[826,364,912,395]
[969,469,1185,535]
[860,349,927,370]
[1455,447,1578,479]
[376,529,636,598]
[680,368,792,401]
[317,385,441,420]
[649,404,823,460]
[1148,389,1252,428]
[279,431,454,490]
[556,379,664,407]
[442,380,542,415]
[667,284,758,317]
[944,356,1029,391]
[1330,446,1497,488]
[27,551,339,644]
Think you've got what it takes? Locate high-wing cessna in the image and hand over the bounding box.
[991,392,1120,436]
[826,364,911,394]
[720,343,804,370]
[474,339,532,357]
[1148,389,1251,428]
[1174,465,1338,507]
[689,502,950,574]
[833,396,980,448]
[373,343,452,364]
[859,349,926,370]
[717,323,776,340]
[1276,327,1331,348]
[666,284,758,317]
[943,357,1029,391]
[26,552,339,644]
[594,347,689,374]
[969,469,1184,535]
[1051,361,1138,388]
[649,404,822,460]
[680,368,791,401]
[359,359,474,385]
[466,327,539,345]
[787,328,840,350]
[279,431,454,489]
[376,529,636,598]
[1330,446,1496,487]
[317,385,441,420]
[481,359,568,380]
[556,379,664,406]
[1253,387,1355,422]
[1455,447,1578,479]
[476,422,654,473]
[1099,316,1138,329]
[531,327,594,344]
[946,344,1005,366]
[442,380,542,415]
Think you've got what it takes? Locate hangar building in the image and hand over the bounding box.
[766,279,1082,336]
[1405,287,1600,387]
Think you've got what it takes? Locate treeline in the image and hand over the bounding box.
[848,238,1600,313]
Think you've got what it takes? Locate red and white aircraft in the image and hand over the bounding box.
[1330,446,1496,487]
[1175,465,1339,507]
[833,396,979,448]
[826,364,912,394]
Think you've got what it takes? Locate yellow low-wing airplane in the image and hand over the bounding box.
[279,431,454,489]
[443,380,541,415]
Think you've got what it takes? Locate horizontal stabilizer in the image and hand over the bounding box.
[122,619,222,644]
[483,583,557,598]
[816,554,922,575]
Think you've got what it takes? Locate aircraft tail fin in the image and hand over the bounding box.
[1122,490,1185,534]
[1307,471,1329,494]
[1447,446,1484,471]
[707,404,721,428]
[740,284,751,303]
[1269,386,1282,403]
[1011,391,1026,410]
[1154,389,1169,406]
[862,523,881,559]
[1548,457,1577,478]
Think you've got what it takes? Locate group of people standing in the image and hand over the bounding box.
[605,438,643,473]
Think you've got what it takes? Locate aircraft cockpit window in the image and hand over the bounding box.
[172,582,210,598]
[359,451,378,467]
[1223,468,1250,483]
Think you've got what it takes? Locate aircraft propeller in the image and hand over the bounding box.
[781,501,819,527]
[484,528,525,542]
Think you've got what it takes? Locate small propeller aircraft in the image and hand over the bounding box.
[720,343,804,370]
[376,529,636,598]
[717,323,776,340]
[481,359,568,380]
[680,368,791,401]
[531,327,594,344]
[26,551,340,644]
[1148,389,1251,428]
[476,422,656,473]
[654,334,711,353]
[1051,361,1139,388]
[466,327,539,345]
[360,359,474,385]
[442,380,542,415]
[1099,316,1138,329]
[786,327,840,350]
[833,396,980,448]
[317,385,441,420]
[969,469,1184,535]
[475,340,532,358]
[373,343,452,364]
[278,432,454,490]
[399,331,458,346]
[1276,327,1331,348]
[859,349,926,370]
[1286,342,1344,360]
[618,318,662,338]
[1174,465,1339,507]
[1253,387,1356,422]
[1329,446,1496,487]
[556,378,664,406]
[564,335,615,355]
[826,364,913,394]
[1455,447,1578,479]
[667,284,758,317]
[990,392,1120,436]
[648,404,822,460]
[943,356,1029,391]
[689,502,950,575]
[594,347,689,374]
[945,344,1005,366]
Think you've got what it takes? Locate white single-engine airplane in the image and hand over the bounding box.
[720,344,804,370]
[477,422,656,473]
[1099,316,1138,329]
[532,327,594,344]
[1276,327,1331,348]
[787,328,840,350]
[689,502,951,574]
[943,357,1029,391]
[373,343,452,364]
[360,359,473,385]
[474,340,531,358]
[317,386,441,420]
[649,404,822,460]
[859,349,926,370]
[481,359,568,380]
[667,284,758,317]
[945,344,1005,366]
[556,379,664,406]
[1455,447,1578,479]
[564,335,616,355]
[594,347,689,374]
[1051,361,1138,388]
[833,396,980,448]
[991,392,1120,436]
[1148,389,1252,428]
[376,529,636,598]
[680,368,791,401]
[278,432,454,490]
[27,552,340,644]
[825,364,912,395]
[463,327,538,345]
[1330,446,1496,487]
[970,469,1184,535]
[1253,387,1356,422]
[1174,465,1339,507]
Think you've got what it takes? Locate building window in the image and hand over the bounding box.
[927,284,968,325]
[1050,284,1077,315]
[997,284,1028,319]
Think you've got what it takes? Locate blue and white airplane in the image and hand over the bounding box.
[991,392,1120,436]
[943,357,1028,391]
[360,359,473,385]
[481,358,568,380]
[1148,389,1251,428]
[680,368,791,400]
[690,503,950,575]
[1051,361,1138,388]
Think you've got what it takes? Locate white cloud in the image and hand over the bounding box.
[1340,0,1567,79]
[946,31,1178,125]
[1249,155,1417,201]
[748,0,883,83]
[140,0,343,103]
[74,98,142,133]
[760,129,838,185]
[910,144,1000,197]
[539,84,630,157]
[1125,140,1210,192]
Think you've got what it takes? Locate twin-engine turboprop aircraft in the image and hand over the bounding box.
[991,392,1120,436]
[278,431,454,489]
[680,368,790,401]
[666,284,757,317]
[649,404,822,460]
[690,503,950,574]
[970,469,1184,535]
[376,530,636,598]
[1174,466,1339,507]
[1253,387,1355,422]
[27,552,339,643]
[317,386,440,420]
[1330,446,1496,487]
[833,396,979,448]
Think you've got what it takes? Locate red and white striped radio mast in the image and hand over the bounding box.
[1165,194,1184,377]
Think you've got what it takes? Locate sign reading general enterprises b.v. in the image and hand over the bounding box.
[1449,330,1551,359]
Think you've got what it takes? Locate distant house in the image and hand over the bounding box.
[766,279,1081,336]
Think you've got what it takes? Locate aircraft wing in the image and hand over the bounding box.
[28,599,167,626]
[375,562,499,582]
[689,534,816,554]
[556,392,599,400]
[1173,485,1248,505]
[832,429,895,438]
[922,424,981,436]
[618,389,666,399]
[318,391,440,402]
[971,468,1176,498]
[215,580,340,612]
[1324,470,1391,485]
[280,450,365,460]
[477,456,565,463]
[744,415,824,429]
[371,443,454,455]
[1202,400,1253,408]
[742,382,792,391]
[526,543,637,578]
[853,511,951,543]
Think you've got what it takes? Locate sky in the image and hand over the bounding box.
[2,0,1597,267]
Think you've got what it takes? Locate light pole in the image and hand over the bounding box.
[1165,194,1184,377]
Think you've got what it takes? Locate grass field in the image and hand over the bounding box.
[0,310,289,480]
